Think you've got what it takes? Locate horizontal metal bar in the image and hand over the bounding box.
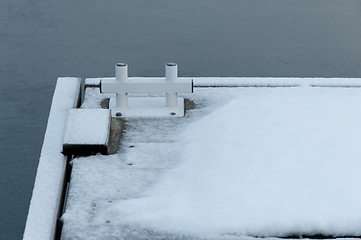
[100,78,193,93]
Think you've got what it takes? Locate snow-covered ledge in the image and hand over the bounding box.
[23,78,81,240]
[87,77,361,88]
[192,77,361,87]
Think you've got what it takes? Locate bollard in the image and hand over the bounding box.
[115,63,128,109]
[165,63,178,108]
[100,62,193,117]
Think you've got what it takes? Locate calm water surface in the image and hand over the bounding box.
[1,1,361,239]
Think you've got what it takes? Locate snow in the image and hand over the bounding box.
[23,78,81,240]
[61,83,361,239]
[63,109,110,145]
[110,87,361,238]
[192,77,361,87]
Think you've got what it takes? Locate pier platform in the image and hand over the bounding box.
[24,77,361,240]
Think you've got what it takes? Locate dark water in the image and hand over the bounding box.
[1,1,361,239]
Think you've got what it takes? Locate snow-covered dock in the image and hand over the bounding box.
[24,76,361,240]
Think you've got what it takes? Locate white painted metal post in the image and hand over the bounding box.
[115,63,128,108]
[165,63,178,108]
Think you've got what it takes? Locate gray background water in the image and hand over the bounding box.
[1,1,361,239]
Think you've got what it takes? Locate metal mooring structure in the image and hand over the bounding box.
[100,63,193,117]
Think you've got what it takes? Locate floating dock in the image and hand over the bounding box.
[24,65,361,239]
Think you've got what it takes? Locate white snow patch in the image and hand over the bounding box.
[63,109,110,145]
[192,77,361,87]
[110,87,361,238]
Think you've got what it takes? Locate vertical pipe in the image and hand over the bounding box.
[115,63,128,109]
[165,63,178,108]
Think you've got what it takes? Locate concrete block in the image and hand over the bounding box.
[62,109,111,155]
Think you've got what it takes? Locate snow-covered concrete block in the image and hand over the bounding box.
[63,109,111,155]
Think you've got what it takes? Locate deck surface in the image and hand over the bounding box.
[60,78,361,239]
